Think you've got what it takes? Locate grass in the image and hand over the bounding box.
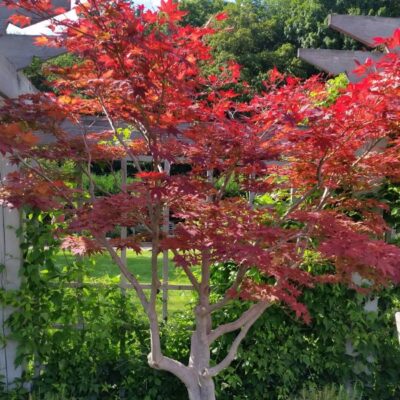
[55,249,191,283]
[54,249,197,314]
[295,384,363,400]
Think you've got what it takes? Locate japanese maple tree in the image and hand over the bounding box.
[1,1,400,399]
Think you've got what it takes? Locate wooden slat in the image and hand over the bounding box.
[53,282,195,291]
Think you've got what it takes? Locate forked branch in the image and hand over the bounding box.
[208,301,271,344]
[209,264,248,312]
[206,301,271,377]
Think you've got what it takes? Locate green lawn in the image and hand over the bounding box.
[54,249,197,314]
[55,249,191,283]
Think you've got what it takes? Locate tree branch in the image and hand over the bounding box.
[283,151,328,218]
[208,301,270,344]
[150,355,194,388]
[283,184,317,218]
[209,264,247,312]
[206,301,271,377]
[100,238,149,312]
[171,249,201,292]
[352,137,386,168]
[15,156,75,206]
[98,96,144,173]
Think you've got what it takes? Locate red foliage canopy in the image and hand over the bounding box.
[1,1,400,322]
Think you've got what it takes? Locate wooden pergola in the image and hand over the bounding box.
[298,14,400,82]
[0,1,70,386]
[0,3,180,386]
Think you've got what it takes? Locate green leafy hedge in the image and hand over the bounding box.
[1,210,400,399]
[212,285,400,400]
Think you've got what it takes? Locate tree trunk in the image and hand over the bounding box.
[187,377,216,400]
[187,302,216,400]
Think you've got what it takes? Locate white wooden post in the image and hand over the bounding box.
[0,54,37,387]
[395,312,400,345]
[0,0,90,387]
[120,158,128,291]
[248,173,256,207]
[162,160,171,320]
[0,155,23,388]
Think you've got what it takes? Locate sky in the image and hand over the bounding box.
[139,0,161,9]
[7,0,163,34]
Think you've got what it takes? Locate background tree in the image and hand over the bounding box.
[179,0,226,27]
[180,0,400,84]
[26,0,400,89]
[2,1,400,399]
[279,0,400,50]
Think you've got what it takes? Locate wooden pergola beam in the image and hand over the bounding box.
[297,48,383,81]
[0,35,65,70]
[0,53,36,98]
[328,14,400,48]
[299,14,400,82]
[0,0,71,34]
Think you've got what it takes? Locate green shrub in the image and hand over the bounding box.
[82,173,135,196]
[2,210,400,399]
[211,263,400,400]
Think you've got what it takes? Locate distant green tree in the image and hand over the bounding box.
[206,0,304,85]
[179,0,226,26]
[179,0,400,85]
[27,1,400,88]
[24,53,79,92]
